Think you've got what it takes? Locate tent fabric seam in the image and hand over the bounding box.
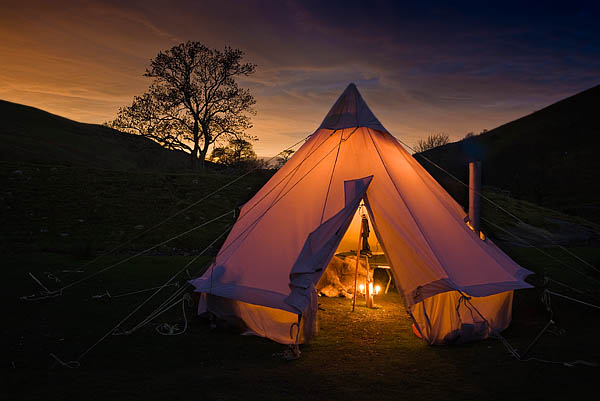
[319,126,359,225]
[236,130,336,223]
[320,129,345,224]
[215,131,339,261]
[216,137,346,266]
[366,127,449,289]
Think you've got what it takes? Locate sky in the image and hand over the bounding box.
[1,0,599,156]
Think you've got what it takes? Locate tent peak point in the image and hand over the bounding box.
[319,83,388,132]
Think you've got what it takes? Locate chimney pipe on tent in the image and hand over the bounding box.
[469,161,481,235]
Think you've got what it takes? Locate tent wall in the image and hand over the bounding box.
[198,293,307,345]
[411,290,514,344]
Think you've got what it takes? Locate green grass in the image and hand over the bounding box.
[3,161,600,400]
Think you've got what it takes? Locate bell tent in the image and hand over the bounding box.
[190,83,533,345]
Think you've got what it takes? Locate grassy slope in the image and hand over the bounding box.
[415,84,600,222]
[3,162,600,401]
[0,161,272,256]
[0,99,191,171]
[480,187,600,247]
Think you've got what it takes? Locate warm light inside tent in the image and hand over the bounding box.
[337,206,382,254]
[359,283,381,296]
[331,199,391,310]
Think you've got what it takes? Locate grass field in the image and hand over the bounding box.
[3,162,600,400]
[4,252,600,401]
[0,161,272,255]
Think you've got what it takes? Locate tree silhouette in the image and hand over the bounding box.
[210,138,257,167]
[275,149,295,168]
[415,133,450,153]
[109,41,256,170]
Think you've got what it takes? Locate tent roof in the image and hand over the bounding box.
[318,83,388,133]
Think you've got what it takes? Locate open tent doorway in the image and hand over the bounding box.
[316,200,395,302]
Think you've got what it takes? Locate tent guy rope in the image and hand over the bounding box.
[50,133,312,282]
[24,133,313,301]
[90,283,180,300]
[22,210,235,300]
[53,223,233,366]
[391,135,599,275]
[481,216,600,288]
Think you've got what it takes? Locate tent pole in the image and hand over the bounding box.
[352,214,364,312]
[365,256,374,308]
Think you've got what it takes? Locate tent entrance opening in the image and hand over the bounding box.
[315,204,397,308]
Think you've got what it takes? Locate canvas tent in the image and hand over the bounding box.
[190,83,533,345]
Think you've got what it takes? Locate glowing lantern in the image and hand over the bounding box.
[359,283,381,297]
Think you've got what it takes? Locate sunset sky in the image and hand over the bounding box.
[1,0,599,156]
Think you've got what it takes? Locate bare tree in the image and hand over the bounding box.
[415,133,450,152]
[108,92,193,152]
[109,41,256,170]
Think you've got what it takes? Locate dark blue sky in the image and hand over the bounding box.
[1,0,598,155]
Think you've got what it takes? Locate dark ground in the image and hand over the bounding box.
[3,162,600,401]
[4,253,600,401]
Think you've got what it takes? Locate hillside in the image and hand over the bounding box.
[0,100,190,171]
[0,161,273,255]
[2,160,596,258]
[416,84,600,223]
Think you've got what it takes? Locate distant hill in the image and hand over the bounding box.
[416,84,600,223]
[0,100,191,171]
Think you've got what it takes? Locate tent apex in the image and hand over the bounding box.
[319,83,388,133]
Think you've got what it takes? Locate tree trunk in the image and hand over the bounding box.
[196,124,210,172]
[191,119,200,171]
[190,149,197,170]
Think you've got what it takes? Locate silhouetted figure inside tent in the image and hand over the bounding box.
[361,214,371,255]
